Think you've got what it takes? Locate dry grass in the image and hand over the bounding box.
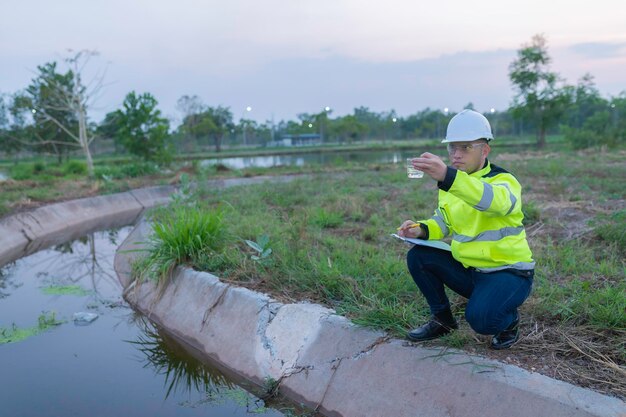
[511,320,626,398]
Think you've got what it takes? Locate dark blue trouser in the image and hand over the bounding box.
[406,245,533,335]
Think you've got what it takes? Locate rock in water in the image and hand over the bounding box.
[72,312,99,325]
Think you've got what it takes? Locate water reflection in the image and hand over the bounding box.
[130,318,235,399]
[129,318,308,415]
[0,264,21,299]
[43,230,124,306]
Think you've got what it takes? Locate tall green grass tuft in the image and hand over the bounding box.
[593,209,626,252]
[534,276,626,329]
[139,205,230,284]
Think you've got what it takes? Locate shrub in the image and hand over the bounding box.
[9,162,57,180]
[9,163,35,180]
[33,161,46,174]
[121,162,159,178]
[63,160,88,176]
[563,111,619,149]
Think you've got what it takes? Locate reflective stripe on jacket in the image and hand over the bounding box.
[418,160,535,272]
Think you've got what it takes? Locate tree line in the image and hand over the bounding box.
[1,35,624,176]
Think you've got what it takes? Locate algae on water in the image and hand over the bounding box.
[41,285,91,296]
[0,312,64,344]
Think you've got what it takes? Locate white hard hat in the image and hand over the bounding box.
[442,109,494,143]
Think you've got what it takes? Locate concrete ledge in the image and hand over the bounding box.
[114,220,626,417]
[0,216,30,267]
[0,192,145,265]
[129,185,177,208]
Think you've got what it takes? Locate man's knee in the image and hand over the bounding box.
[406,246,439,269]
[406,246,423,268]
[465,306,498,335]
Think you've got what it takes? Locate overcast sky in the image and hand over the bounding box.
[2,0,626,124]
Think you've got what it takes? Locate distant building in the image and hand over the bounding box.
[268,133,322,147]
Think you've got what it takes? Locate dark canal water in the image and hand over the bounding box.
[0,228,308,417]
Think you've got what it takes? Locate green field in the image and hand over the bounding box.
[140,147,625,399]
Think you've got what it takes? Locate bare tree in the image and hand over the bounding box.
[28,50,108,177]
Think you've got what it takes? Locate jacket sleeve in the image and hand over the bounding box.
[416,197,451,240]
[439,167,521,217]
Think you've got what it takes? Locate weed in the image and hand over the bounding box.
[310,207,343,228]
[0,312,64,344]
[261,376,279,400]
[245,235,273,266]
[139,205,230,284]
[170,173,193,206]
[522,200,541,224]
[593,209,626,252]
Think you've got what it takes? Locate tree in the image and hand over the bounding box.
[114,91,171,163]
[12,62,77,162]
[509,34,572,148]
[563,91,625,149]
[13,51,106,176]
[332,115,368,144]
[176,95,205,136]
[0,94,20,157]
[238,118,257,146]
[183,106,234,152]
[563,74,607,129]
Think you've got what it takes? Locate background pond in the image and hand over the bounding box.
[200,149,427,169]
[0,228,312,417]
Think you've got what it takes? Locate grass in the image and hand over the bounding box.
[135,204,232,285]
[137,147,625,399]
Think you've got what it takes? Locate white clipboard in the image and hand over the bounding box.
[390,233,452,251]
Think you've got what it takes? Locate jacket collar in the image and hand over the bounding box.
[471,158,491,177]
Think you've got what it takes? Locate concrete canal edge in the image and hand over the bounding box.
[0,179,624,417]
[0,185,175,266]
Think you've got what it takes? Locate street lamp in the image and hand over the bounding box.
[320,106,331,142]
[488,108,497,136]
[242,106,252,146]
[610,103,617,128]
[438,108,449,138]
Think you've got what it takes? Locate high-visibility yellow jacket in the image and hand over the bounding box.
[418,160,535,272]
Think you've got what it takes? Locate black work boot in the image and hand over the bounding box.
[407,311,458,342]
[490,315,520,350]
